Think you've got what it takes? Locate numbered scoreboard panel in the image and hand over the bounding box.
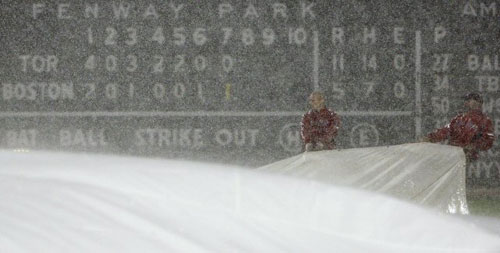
[0,1,499,182]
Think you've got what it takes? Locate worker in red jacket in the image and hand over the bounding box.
[423,92,495,161]
[301,91,341,151]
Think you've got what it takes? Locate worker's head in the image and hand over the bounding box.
[463,92,483,110]
[309,91,325,110]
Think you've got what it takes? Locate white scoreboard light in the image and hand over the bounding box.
[0,1,498,179]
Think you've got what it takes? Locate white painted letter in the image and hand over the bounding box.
[272,3,287,19]
[57,4,71,19]
[434,26,446,43]
[219,3,233,18]
[33,4,45,19]
[393,27,404,44]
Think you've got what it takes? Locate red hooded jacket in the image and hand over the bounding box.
[427,109,495,160]
[301,107,341,150]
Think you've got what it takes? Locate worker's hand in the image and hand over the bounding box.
[315,142,324,151]
[419,136,430,142]
[305,143,313,152]
[464,144,475,152]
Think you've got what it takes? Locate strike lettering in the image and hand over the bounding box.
[135,128,204,148]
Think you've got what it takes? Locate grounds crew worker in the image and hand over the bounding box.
[423,92,495,162]
[301,91,341,152]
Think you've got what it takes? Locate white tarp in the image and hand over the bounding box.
[1,149,500,252]
[259,143,468,214]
